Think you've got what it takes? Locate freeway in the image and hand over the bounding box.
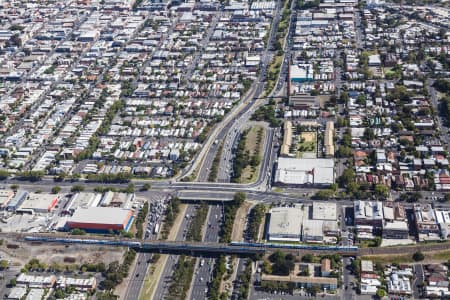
[123,192,167,300]
[189,204,223,300]
[152,204,196,300]
[195,0,284,182]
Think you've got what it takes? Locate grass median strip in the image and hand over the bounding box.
[166,255,196,300]
[208,142,224,182]
[186,202,209,242]
[139,254,163,300]
[160,197,181,240]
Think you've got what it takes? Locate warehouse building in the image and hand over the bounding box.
[267,204,340,244]
[313,202,337,221]
[17,193,59,214]
[66,207,133,232]
[289,93,318,108]
[267,206,305,242]
[64,192,102,215]
[6,190,28,211]
[274,157,334,187]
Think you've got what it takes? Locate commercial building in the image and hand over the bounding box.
[290,63,314,82]
[267,206,304,242]
[64,192,102,215]
[267,204,340,244]
[16,273,56,288]
[354,201,383,228]
[17,193,59,214]
[66,207,133,232]
[57,276,97,291]
[100,191,134,208]
[382,203,409,239]
[274,157,335,187]
[302,219,324,243]
[312,202,337,221]
[6,287,27,300]
[288,93,318,108]
[414,204,440,241]
[434,208,450,238]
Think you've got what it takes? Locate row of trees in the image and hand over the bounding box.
[15,170,44,181]
[166,255,195,300]
[208,143,223,182]
[435,79,450,126]
[160,197,181,239]
[186,202,209,242]
[219,192,245,243]
[236,263,252,299]
[208,255,229,300]
[0,169,9,180]
[135,202,149,239]
[247,204,265,241]
[86,173,132,183]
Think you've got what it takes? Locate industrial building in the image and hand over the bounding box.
[274,157,334,186]
[267,206,304,242]
[6,190,28,211]
[290,63,314,82]
[267,204,339,244]
[288,93,318,108]
[64,192,102,215]
[66,207,133,232]
[17,193,59,214]
[312,202,337,221]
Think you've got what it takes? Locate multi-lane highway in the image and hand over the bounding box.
[123,193,167,300]
[195,0,284,183]
[152,204,196,300]
[189,204,223,300]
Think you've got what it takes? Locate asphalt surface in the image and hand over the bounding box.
[196,0,283,182]
[189,204,223,300]
[123,192,167,300]
[413,264,424,299]
[152,204,196,300]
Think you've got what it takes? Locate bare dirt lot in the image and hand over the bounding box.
[0,238,124,267]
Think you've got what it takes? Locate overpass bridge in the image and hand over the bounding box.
[176,190,235,202]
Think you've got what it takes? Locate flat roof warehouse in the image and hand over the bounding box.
[66,207,133,232]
